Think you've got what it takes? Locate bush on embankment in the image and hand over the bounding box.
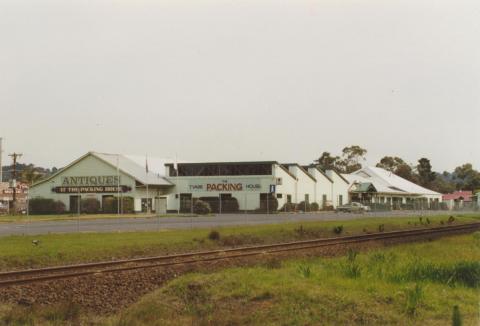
[29,198,66,215]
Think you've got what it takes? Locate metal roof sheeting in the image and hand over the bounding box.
[344,166,441,196]
[92,152,173,186]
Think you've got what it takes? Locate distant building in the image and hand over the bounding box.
[29,151,351,214]
[442,191,474,210]
[0,181,29,212]
[343,166,442,209]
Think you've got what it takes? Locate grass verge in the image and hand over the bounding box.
[107,233,480,326]
[0,213,478,270]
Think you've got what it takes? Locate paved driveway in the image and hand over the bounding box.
[0,210,450,237]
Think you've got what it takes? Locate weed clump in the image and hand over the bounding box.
[342,249,361,278]
[264,258,282,269]
[333,225,344,235]
[297,264,312,278]
[404,283,423,317]
[448,216,455,224]
[208,230,220,241]
[378,224,385,232]
[394,260,480,288]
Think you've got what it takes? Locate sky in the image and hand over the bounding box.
[1,0,479,172]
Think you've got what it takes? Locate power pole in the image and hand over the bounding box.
[0,137,3,183]
[9,152,22,213]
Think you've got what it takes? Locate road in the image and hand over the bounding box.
[0,210,452,237]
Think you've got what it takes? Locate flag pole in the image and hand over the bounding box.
[146,154,150,214]
[175,154,179,216]
[117,155,120,216]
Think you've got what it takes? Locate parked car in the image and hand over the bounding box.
[335,202,371,213]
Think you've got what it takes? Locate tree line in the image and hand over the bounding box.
[314,145,480,193]
[1,163,60,185]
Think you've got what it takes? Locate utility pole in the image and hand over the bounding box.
[9,152,22,214]
[0,137,3,183]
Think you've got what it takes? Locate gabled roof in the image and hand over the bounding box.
[442,191,473,201]
[351,182,377,193]
[346,166,441,196]
[32,152,173,187]
[304,165,333,183]
[282,163,316,182]
[325,169,350,184]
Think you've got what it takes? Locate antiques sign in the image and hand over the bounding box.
[61,175,121,186]
[53,186,132,194]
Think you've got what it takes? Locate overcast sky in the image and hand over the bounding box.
[1,0,479,172]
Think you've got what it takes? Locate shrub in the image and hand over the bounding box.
[259,195,278,212]
[322,205,334,211]
[29,198,66,215]
[310,202,319,211]
[280,202,296,212]
[193,200,211,215]
[378,224,385,232]
[102,197,134,214]
[80,198,100,214]
[333,225,344,234]
[208,230,220,241]
[296,201,311,212]
[221,198,239,213]
[448,215,455,224]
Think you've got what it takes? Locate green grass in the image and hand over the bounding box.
[107,233,480,326]
[0,213,197,223]
[0,213,478,271]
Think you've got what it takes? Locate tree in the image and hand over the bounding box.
[395,164,418,183]
[376,156,406,172]
[337,145,367,173]
[376,156,417,182]
[452,164,480,191]
[416,158,436,188]
[314,152,339,171]
[430,174,456,193]
[20,166,45,185]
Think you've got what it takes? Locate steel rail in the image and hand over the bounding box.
[0,222,478,287]
[2,222,478,278]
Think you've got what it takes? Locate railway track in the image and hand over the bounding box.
[1,222,479,288]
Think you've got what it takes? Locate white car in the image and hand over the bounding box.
[335,202,371,213]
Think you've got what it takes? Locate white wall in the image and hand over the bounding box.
[325,170,349,208]
[273,165,297,208]
[29,154,137,211]
[164,175,277,211]
[308,167,333,208]
[287,165,315,206]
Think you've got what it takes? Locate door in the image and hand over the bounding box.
[180,194,192,213]
[155,197,167,214]
[70,195,80,213]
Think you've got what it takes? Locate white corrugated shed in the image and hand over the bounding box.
[344,166,441,196]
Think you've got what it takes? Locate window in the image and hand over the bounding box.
[141,198,152,212]
[276,178,282,185]
[287,194,292,203]
[339,195,343,206]
[172,163,273,176]
[276,193,283,199]
[305,194,309,203]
